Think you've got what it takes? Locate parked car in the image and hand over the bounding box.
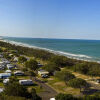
[41,74,48,78]
[14,71,24,76]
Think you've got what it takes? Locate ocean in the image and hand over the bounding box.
[2,37,100,62]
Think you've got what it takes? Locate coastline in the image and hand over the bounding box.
[0,39,99,63]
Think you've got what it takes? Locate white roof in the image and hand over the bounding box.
[0,73,11,76]
[5,70,11,73]
[0,88,4,93]
[7,64,13,66]
[3,79,9,83]
[14,71,24,73]
[19,79,32,82]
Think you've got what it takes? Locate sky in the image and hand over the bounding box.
[0,0,100,39]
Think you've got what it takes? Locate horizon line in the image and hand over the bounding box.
[1,35,100,41]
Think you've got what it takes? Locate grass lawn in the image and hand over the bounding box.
[0,80,4,87]
[46,76,80,95]
[16,75,30,80]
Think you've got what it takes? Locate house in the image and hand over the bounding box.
[5,70,11,73]
[19,80,33,85]
[1,59,10,64]
[14,71,24,76]
[0,62,6,69]
[0,73,11,79]
[7,64,14,70]
[9,54,13,57]
[38,70,49,77]
[13,57,18,62]
[0,54,3,58]
[3,79,9,84]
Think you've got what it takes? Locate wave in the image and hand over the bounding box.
[2,39,95,62]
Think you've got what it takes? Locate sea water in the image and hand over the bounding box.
[3,37,100,62]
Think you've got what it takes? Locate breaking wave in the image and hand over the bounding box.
[2,39,95,62]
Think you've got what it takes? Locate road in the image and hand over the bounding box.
[33,78,57,100]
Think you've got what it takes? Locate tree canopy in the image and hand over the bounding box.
[18,56,27,63]
[25,59,38,71]
[68,78,88,91]
[43,62,60,74]
[55,71,75,82]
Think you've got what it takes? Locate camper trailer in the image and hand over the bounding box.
[0,73,11,79]
[19,80,33,85]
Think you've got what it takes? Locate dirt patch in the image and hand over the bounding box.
[54,82,66,86]
[48,78,54,81]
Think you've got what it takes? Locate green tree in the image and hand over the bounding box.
[55,71,75,82]
[25,59,38,71]
[4,77,31,98]
[50,56,74,67]
[74,63,89,74]
[18,56,27,63]
[68,78,88,92]
[43,62,60,74]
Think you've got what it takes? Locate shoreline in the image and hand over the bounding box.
[1,39,99,63]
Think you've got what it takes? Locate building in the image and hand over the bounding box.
[7,64,14,70]
[1,58,10,64]
[19,80,33,85]
[0,62,6,69]
[38,70,49,76]
[13,57,18,62]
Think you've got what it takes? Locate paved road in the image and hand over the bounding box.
[34,78,57,100]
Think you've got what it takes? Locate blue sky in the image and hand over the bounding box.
[0,0,100,39]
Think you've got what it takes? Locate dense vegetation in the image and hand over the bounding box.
[0,41,100,99]
[1,77,41,100]
[55,71,75,82]
[0,41,100,77]
[55,93,100,100]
